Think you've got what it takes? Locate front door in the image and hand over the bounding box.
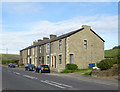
[54,56,56,68]
[30,58,31,64]
[52,56,53,68]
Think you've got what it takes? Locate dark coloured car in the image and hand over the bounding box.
[8,63,15,68]
[25,64,35,71]
[35,65,50,73]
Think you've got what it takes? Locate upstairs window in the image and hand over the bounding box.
[40,46,41,53]
[59,40,62,50]
[47,44,50,53]
[33,48,35,55]
[28,49,30,55]
[84,40,87,49]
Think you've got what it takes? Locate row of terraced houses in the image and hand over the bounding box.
[20,25,105,72]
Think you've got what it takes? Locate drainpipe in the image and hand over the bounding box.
[65,38,67,65]
[50,42,51,68]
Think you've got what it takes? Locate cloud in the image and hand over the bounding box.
[1,14,118,54]
[2,2,43,15]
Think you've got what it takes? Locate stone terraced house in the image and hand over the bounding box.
[20,25,105,72]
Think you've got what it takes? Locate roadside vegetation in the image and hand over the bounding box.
[91,45,120,77]
[82,71,92,76]
[97,45,120,71]
[1,54,20,65]
[97,57,119,70]
[61,64,92,73]
[104,45,120,57]
[61,45,120,77]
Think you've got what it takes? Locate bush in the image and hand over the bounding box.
[111,57,118,64]
[19,63,24,66]
[97,59,113,70]
[65,64,78,70]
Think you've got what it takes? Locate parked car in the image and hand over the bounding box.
[8,63,15,68]
[35,64,50,73]
[25,64,35,71]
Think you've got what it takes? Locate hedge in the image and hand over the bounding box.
[97,57,119,70]
[65,64,78,70]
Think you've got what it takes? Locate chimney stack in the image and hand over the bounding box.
[50,34,57,39]
[43,37,49,41]
[33,40,38,45]
[38,39,43,43]
[82,25,91,30]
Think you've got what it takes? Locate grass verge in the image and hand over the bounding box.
[61,68,92,73]
[82,71,92,76]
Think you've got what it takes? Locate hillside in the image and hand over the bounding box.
[0,54,20,64]
[104,46,120,58]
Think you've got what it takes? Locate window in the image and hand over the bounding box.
[47,44,50,53]
[84,40,87,49]
[40,46,41,53]
[59,40,62,50]
[33,48,35,55]
[28,49,30,55]
[70,54,74,64]
[28,57,30,63]
[59,55,62,64]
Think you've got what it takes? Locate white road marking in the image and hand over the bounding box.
[45,80,72,88]
[41,80,65,89]
[14,72,20,75]
[23,75,37,79]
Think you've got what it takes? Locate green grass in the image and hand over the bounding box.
[1,54,19,60]
[104,47,120,57]
[74,69,92,72]
[0,54,19,64]
[61,68,92,73]
[82,71,92,76]
[61,69,74,73]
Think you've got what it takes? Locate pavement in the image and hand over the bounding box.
[1,65,119,91]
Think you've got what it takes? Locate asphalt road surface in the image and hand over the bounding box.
[2,65,118,91]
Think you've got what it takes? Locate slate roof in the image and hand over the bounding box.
[20,27,105,51]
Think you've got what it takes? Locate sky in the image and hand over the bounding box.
[0,1,119,54]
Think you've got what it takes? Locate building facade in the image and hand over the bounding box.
[20,25,105,72]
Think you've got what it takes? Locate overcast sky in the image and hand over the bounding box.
[0,0,119,54]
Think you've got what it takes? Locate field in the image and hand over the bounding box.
[104,46,120,57]
[0,54,19,64]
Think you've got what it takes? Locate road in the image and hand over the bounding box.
[1,65,119,91]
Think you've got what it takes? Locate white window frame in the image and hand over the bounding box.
[33,48,35,55]
[70,54,74,64]
[59,40,62,50]
[40,46,41,53]
[84,40,87,49]
[28,49,30,55]
[47,43,50,53]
